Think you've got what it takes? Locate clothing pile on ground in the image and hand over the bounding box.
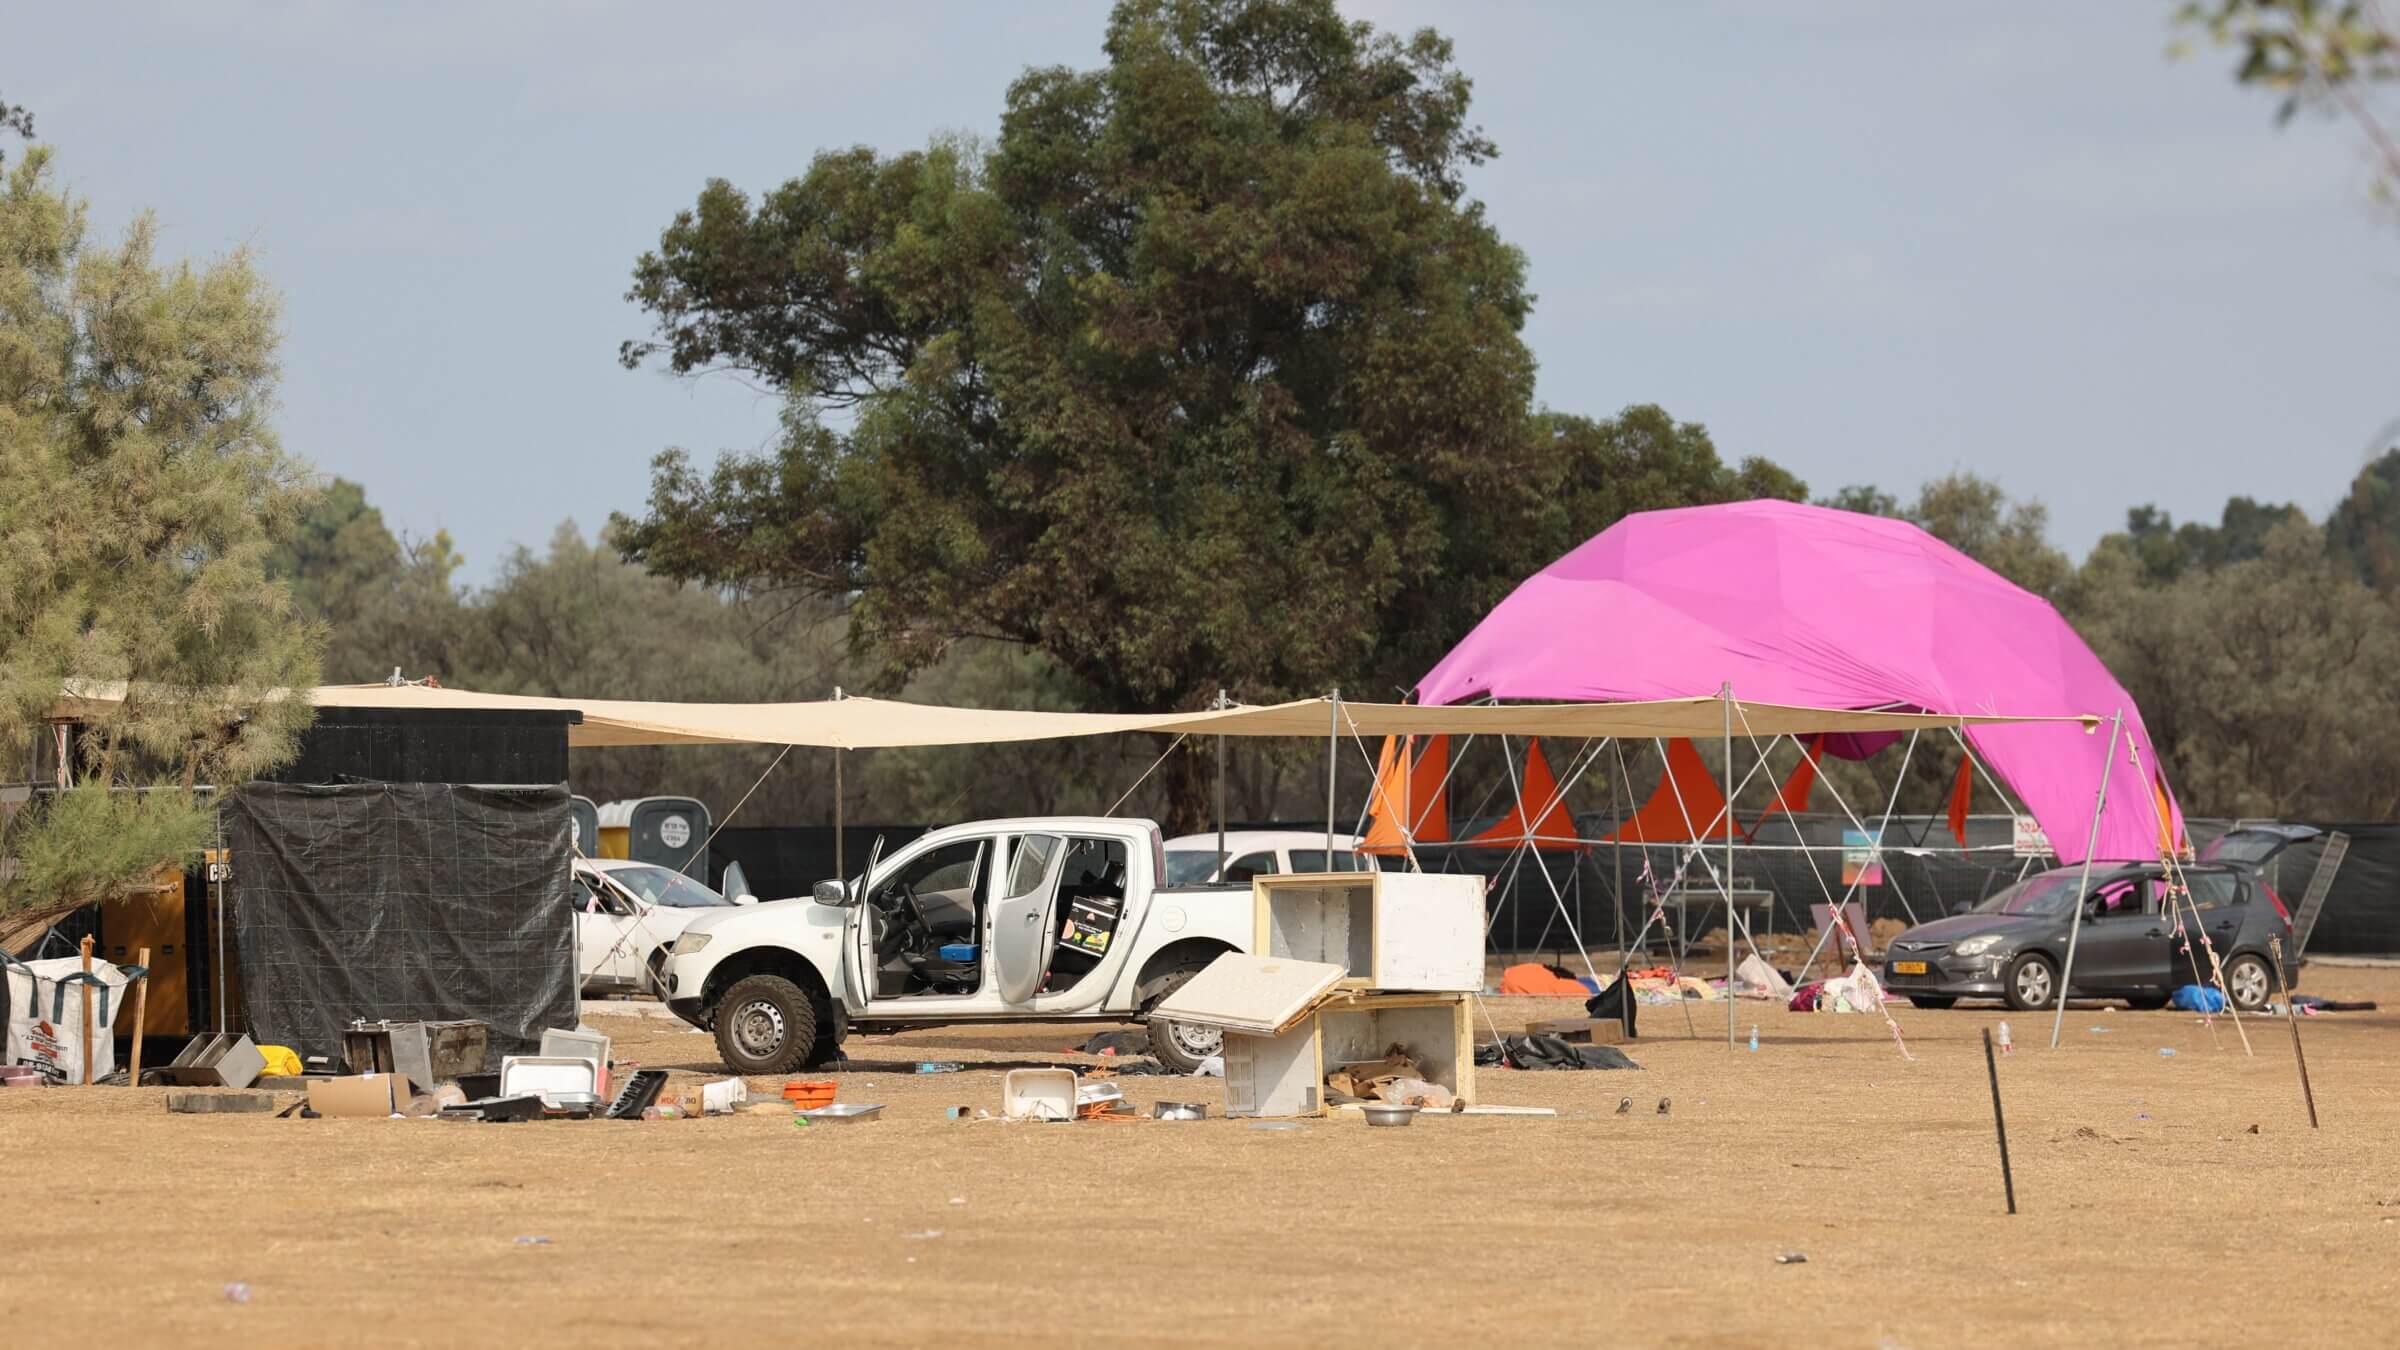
[1476,1034,1642,1071]
[1788,963,1889,1013]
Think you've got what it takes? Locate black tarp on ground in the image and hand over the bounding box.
[223,782,574,1060]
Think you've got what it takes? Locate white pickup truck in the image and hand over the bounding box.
[658,817,1270,1075]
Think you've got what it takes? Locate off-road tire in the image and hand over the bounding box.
[1139,957,1223,1076]
[2002,952,2058,1011]
[713,974,818,1076]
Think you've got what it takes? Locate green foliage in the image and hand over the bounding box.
[2324,446,2400,589]
[615,0,1799,828]
[0,148,319,920]
[2174,1,2400,197]
[0,92,28,164]
[1816,484,1900,518]
[1829,471,2072,599]
[2110,496,2307,583]
[2075,518,2400,817]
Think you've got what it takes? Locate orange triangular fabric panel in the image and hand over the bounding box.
[1600,738,1732,844]
[1946,754,1975,848]
[1753,734,1824,829]
[1362,735,1453,855]
[1468,739,1582,851]
[1408,735,1450,843]
[2153,775,2181,855]
[1360,735,1413,856]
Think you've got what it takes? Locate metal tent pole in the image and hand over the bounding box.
[1611,753,1631,1036]
[1214,688,1228,880]
[832,686,845,894]
[1723,683,1737,1051]
[1325,690,1339,862]
[2050,709,2125,1049]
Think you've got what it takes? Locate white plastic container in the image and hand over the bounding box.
[1002,1068,1077,1121]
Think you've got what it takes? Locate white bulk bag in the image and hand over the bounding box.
[4,954,134,1085]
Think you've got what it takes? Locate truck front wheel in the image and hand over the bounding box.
[713,974,819,1076]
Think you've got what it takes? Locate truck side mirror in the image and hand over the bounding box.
[814,879,854,907]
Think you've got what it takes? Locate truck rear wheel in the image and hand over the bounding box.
[713,974,818,1076]
[1138,955,1224,1075]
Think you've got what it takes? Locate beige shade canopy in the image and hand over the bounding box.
[52,682,2099,750]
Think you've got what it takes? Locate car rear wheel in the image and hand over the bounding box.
[2223,954,2272,1013]
[2003,952,2058,1011]
[1906,995,1958,1010]
[713,974,818,1076]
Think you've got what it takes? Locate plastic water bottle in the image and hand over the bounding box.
[1997,1021,2013,1056]
[1747,1025,1759,1052]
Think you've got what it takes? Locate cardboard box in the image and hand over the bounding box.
[307,1073,403,1118]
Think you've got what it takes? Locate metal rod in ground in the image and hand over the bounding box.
[2051,709,2126,1049]
[2269,937,2319,1129]
[1982,1025,2017,1215]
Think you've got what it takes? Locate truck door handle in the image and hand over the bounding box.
[1023,912,1040,926]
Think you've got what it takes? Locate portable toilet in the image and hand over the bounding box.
[624,796,711,876]
[568,795,600,859]
[595,800,633,860]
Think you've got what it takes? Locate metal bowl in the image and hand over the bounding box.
[1151,1101,1207,1121]
[1360,1102,1419,1128]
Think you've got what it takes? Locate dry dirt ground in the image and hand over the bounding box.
[10,968,2400,1348]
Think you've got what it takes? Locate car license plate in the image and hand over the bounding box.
[1892,960,1928,975]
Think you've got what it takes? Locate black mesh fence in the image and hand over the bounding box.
[223,781,576,1060]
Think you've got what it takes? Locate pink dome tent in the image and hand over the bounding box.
[1416,500,2172,864]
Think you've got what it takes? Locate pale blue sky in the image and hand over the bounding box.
[16,2,2395,579]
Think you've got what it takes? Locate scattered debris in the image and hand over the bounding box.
[513,1237,552,1246]
[224,1282,253,1304]
[1776,1253,1808,1265]
[167,1089,277,1114]
[1657,1097,1672,1116]
[1615,1097,1632,1116]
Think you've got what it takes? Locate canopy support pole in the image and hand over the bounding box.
[1722,684,1737,1051]
[1610,742,1632,1038]
[1325,690,1339,862]
[832,686,845,895]
[2050,708,2125,1049]
[1214,688,1228,880]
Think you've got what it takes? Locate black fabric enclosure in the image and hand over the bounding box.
[223,782,574,1060]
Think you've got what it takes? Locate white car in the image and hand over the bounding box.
[572,858,753,996]
[1161,829,1372,886]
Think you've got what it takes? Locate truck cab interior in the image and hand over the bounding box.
[866,834,1131,1000]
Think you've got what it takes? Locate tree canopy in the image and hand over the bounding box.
[0,148,318,923]
[616,0,1798,827]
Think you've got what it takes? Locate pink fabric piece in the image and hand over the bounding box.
[1416,500,2174,865]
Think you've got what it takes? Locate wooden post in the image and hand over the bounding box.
[2269,937,2318,1129]
[1982,1026,2017,1214]
[128,946,152,1087]
[77,934,94,1087]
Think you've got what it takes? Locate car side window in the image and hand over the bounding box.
[575,873,633,918]
[1006,835,1062,899]
[2090,878,2150,918]
[2185,873,2241,911]
[1223,851,1276,885]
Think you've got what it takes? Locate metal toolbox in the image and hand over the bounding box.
[153,1031,266,1089]
[341,1019,490,1092]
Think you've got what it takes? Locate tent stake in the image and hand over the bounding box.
[1982,1026,2017,1214]
[2050,709,2124,1049]
[2269,936,2318,1128]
